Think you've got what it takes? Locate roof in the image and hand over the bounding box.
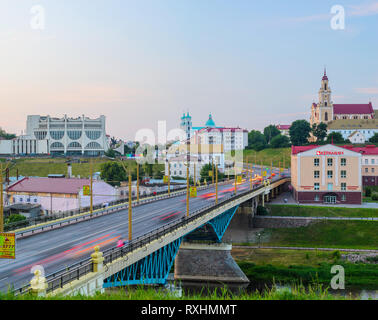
[205,114,216,127]
[327,118,378,130]
[7,177,94,194]
[277,125,291,130]
[198,127,248,133]
[333,103,374,115]
[292,144,378,155]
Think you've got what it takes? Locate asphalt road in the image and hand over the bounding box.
[0,169,282,293]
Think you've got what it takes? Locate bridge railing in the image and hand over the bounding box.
[13,176,290,295]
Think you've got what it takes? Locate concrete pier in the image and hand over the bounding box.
[174,242,249,284]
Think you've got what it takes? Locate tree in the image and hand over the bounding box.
[369,133,378,143]
[270,134,290,148]
[248,130,267,151]
[100,162,127,186]
[326,132,347,144]
[0,128,16,140]
[200,163,224,182]
[5,214,26,225]
[289,120,311,146]
[104,149,120,158]
[263,125,280,144]
[312,122,328,143]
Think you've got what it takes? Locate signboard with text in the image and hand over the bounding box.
[0,233,16,259]
[83,185,91,196]
[163,176,169,183]
[190,187,197,198]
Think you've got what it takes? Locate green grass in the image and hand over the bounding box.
[0,284,349,300]
[261,220,378,250]
[237,261,378,290]
[266,204,378,218]
[243,148,291,168]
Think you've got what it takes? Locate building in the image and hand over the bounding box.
[291,144,378,204]
[327,110,378,143]
[165,155,202,181]
[6,177,117,214]
[26,114,109,156]
[0,136,49,155]
[276,124,291,138]
[310,70,376,127]
[179,112,248,151]
[4,203,42,219]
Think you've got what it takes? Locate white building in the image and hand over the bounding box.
[26,114,109,156]
[0,136,49,155]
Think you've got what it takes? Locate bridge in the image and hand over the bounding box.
[1,169,290,297]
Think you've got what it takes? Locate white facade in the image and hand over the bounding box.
[0,136,49,155]
[329,128,378,143]
[195,128,248,152]
[26,114,109,156]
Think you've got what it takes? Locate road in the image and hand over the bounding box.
[0,168,284,293]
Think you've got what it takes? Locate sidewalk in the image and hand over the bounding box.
[270,192,378,209]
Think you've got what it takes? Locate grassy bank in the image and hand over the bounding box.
[0,285,348,300]
[243,148,291,168]
[266,204,378,218]
[232,249,378,290]
[259,220,378,250]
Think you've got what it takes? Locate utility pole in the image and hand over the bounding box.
[260,160,263,185]
[136,163,139,202]
[194,163,196,187]
[234,165,237,195]
[270,160,273,180]
[211,159,214,185]
[215,161,218,204]
[250,163,253,190]
[90,158,93,216]
[167,160,170,196]
[128,168,132,241]
[186,161,189,217]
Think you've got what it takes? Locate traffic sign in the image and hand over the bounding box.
[83,185,91,196]
[0,233,15,259]
[190,187,197,198]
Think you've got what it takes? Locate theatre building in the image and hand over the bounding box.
[291,144,362,204]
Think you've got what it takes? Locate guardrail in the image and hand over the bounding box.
[12,179,232,238]
[13,176,290,295]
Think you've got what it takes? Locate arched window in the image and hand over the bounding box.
[50,131,64,140]
[324,83,327,90]
[85,142,102,149]
[67,142,82,149]
[85,131,102,140]
[50,142,64,149]
[67,131,82,140]
[325,112,328,121]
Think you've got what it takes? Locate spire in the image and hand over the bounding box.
[322,67,328,81]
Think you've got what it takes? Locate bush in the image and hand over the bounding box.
[256,205,268,216]
[332,250,341,260]
[365,187,372,197]
[371,192,378,201]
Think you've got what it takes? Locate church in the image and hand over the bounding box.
[310,70,377,142]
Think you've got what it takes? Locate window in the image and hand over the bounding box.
[372,168,375,173]
[365,159,368,164]
[341,183,346,191]
[314,183,320,190]
[372,159,375,164]
[314,158,320,167]
[365,168,369,173]
[314,171,320,179]
[341,170,346,178]
[327,158,333,166]
[327,170,333,178]
[341,194,346,201]
[341,158,346,166]
[327,183,333,191]
[315,195,320,201]
[325,112,328,121]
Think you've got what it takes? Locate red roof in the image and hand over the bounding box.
[333,103,374,115]
[7,177,92,194]
[277,125,291,130]
[292,144,378,155]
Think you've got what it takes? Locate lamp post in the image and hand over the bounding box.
[167,160,170,196]
[136,163,140,202]
[215,161,218,205]
[90,158,93,216]
[128,168,132,241]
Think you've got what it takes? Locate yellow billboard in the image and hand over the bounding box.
[237,176,242,183]
[0,233,16,259]
[163,175,169,183]
[190,187,197,198]
[83,185,91,196]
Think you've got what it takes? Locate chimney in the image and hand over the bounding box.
[67,163,72,178]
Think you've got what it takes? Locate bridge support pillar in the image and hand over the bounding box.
[174,242,249,285]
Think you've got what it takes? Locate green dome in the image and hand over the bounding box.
[205,113,215,127]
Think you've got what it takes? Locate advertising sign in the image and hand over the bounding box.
[83,185,91,196]
[0,233,16,259]
[190,187,197,198]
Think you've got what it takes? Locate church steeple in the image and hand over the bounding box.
[319,69,332,107]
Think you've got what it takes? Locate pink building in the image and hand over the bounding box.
[6,177,117,214]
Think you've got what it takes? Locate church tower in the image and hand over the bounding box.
[310,69,334,126]
[180,112,192,140]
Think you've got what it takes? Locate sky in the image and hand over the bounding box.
[0,0,378,141]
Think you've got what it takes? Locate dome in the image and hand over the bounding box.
[205,113,216,127]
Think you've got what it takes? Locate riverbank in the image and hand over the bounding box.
[232,248,378,290]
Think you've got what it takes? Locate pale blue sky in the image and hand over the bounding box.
[0,0,377,140]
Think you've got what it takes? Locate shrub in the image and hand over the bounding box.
[256,205,268,216]
[371,192,378,201]
[365,187,372,197]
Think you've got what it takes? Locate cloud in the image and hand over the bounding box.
[355,87,378,94]
[349,1,378,16]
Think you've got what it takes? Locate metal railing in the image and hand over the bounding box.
[13,176,289,295]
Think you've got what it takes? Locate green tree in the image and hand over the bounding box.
[263,125,280,144]
[312,122,328,143]
[248,130,267,151]
[289,120,311,146]
[104,149,120,158]
[200,163,224,182]
[270,134,290,148]
[100,162,127,186]
[0,128,16,140]
[326,132,347,144]
[5,214,26,225]
[369,133,378,143]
